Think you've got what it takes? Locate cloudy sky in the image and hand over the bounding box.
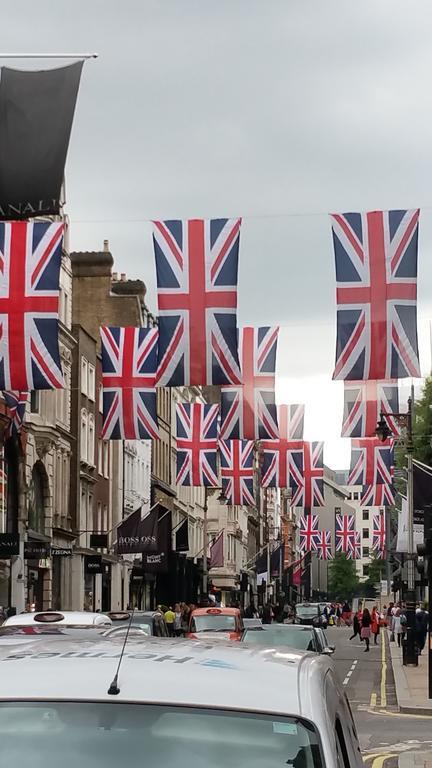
[3,1,432,468]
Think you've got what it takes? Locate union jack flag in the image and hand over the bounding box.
[349,438,394,487]
[361,483,395,506]
[290,442,325,508]
[220,326,279,440]
[101,326,159,440]
[176,402,219,486]
[331,209,421,381]
[335,514,356,554]
[372,513,386,554]
[152,218,241,386]
[220,439,255,506]
[299,514,320,552]
[0,221,64,390]
[346,531,362,560]
[341,380,400,438]
[3,391,28,437]
[261,404,305,488]
[316,530,333,560]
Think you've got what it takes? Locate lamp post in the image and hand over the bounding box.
[376,389,417,666]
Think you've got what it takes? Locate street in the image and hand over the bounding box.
[328,625,432,766]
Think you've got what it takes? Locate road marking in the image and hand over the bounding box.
[359,706,432,720]
[369,755,397,767]
[343,676,350,685]
[380,631,387,708]
[370,692,377,707]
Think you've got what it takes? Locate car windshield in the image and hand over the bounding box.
[0,702,323,768]
[191,615,236,632]
[296,605,319,618]
[243,628,315,651]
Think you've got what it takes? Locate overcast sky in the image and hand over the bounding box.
[3,1,432,468]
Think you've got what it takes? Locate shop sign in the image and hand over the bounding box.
[85,555,103,574]
[24,541,50,559]
[90,533,108,549]
[0,533,19,558]
[51,547,73,557]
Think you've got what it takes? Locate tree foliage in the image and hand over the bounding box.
[327,553,360,600]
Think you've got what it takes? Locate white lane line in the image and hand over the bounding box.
[346,671,353,677]
[343,676,350,685]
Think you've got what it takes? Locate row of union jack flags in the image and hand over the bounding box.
[299,513,386,559]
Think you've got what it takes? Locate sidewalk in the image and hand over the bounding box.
[388,633,432,714]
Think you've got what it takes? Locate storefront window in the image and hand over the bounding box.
[28,464,46,534]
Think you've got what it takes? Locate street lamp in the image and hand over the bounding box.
[375,394,417,666]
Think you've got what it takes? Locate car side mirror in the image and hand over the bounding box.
[322,646,335,655]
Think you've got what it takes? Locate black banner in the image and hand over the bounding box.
[90,533,108,549]
[0,62,83,219]
[0,533,19,558]
[24,541,50,559]
[51,546,72,557]
[116,508,158,555]
[85,555,103,574]
[175,519,189,552]
[142,509,171,573]
[413,463,432,538]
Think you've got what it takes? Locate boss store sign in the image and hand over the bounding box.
[0,533,20,558]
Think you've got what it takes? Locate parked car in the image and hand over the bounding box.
[241,624,335,655]
[242,617,263,629]
[187,607,244,640]
[106,610,168,637]
[3,610,112,628]
[0,633,363,766]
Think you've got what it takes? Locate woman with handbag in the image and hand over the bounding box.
[361,608,372,652]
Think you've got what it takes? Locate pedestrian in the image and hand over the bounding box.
[336,603,342,627]
[393,607,404,648]
[361,608,372,652]
[173,603,183,637]
[349,611,361,641]
[371,606,380,645]
[415,605,428,655]
[244,601,259,619]
[262,601,273,624]
[164,605,176,636]
[342,601,351,626]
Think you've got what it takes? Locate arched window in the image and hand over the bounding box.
[80,408,88,462]
[28,463,46,534]
[88,414,95,466]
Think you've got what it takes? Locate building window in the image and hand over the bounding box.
[352,492,359,500]
[227,534,236,562]
[362,510,369,521]
[30,391,40,414]
[96,501,102,533]
[228,507,238,522]
[88,364,96,401]
[103,504,108,533]
[88,414,95,466]
[81,357,88,396]
[362,547,369,557]
[80,408,88,462]
[363,564,370,577]
[103,441,109,478]
[334,507,341,514]
[97,439,103,475]
[99,385,103,413]
[362,528,369,539]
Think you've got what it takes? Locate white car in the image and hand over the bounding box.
[3,610,111,628]
[0,634,363,767]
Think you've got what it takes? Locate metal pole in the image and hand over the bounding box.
[266,541,271,603]
[0,53,98,59]
[202,487,208,598]
[405,388,417,665]
[385,507,392,595]
[263,488,269,602]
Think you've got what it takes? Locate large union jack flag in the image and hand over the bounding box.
[331,209,421,381]
[220,326,279,440]
[341,380,400,438]
[349,438,394,487]
[261,405,305,488]
[372,513,386,555]
[346,531,361,560]
[290,442,325,508]
[176,402,219,486]
[220,439,255,506]
[299,514,320,552]
[0,221,64,390]
[316,530,333,560]
[101,326,159,440]
[152,218,241,386]
[361,483,395,506]
[3,390,28,437]
[335,514,356,554]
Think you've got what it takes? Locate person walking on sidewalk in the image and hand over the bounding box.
[415,604,428,655]
[393,606,405,647]
[371,606,380,645]
[361,608,372,652]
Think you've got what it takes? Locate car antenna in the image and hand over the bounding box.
[107,607,135,695]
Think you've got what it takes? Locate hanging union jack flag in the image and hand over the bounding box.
[0,220,64,390]
[3,390,28,437]
[220,326,279,440]
[101,326,159,440]
[361,482,395,506]
[331,209,421,381]
[347,531,362,560]
[176,402,219,487]
[299,514,320,552]
[152,218,241,386]
[219,439,255,506]
[341,380,400,438]
[290,442,325,508]
[316,530,333,560]
[261,404,305,488]
[335,514,356,554]
[372,513,386,555]
[349,438,394,487]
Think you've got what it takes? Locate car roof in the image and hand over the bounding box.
[0,634,332,716]
[3,611,111,626]
[244,624,313,631]
[192,607,239,616]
